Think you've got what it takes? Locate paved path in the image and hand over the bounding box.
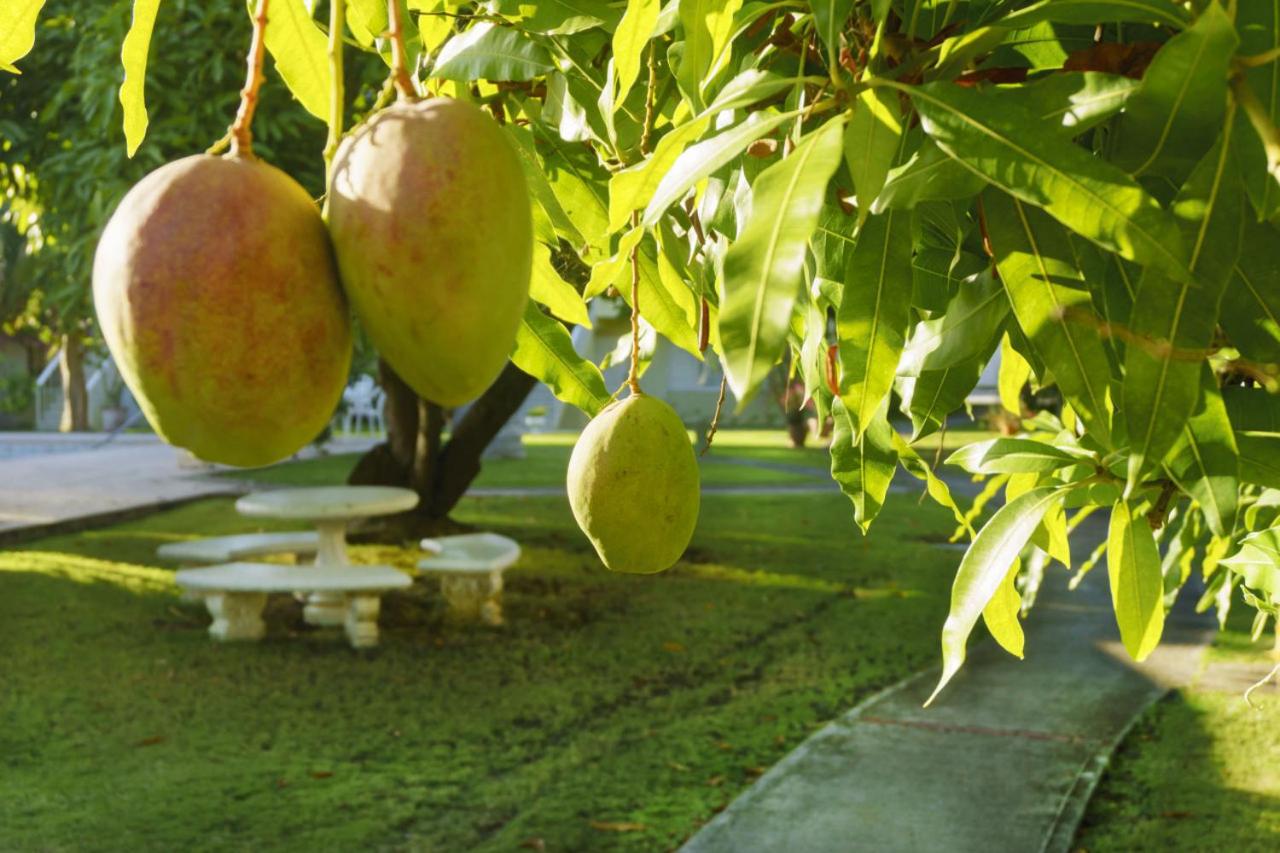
[0,434,375,542]
[682,517,1216,853]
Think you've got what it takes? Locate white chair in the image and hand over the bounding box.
[341,375,385,435]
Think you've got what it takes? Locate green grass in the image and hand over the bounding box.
[0,484,960,850]
[223,425,999,491]
[220,441,829,491]
[1075,608,1280,851]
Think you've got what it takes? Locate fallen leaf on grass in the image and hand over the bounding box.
[1160,811,1193,820]
[135,735,166,747]
[662,641,686,653]
[744,766,766,777]
[667,761,690,772]
[707,776,725,787]
[590,821,647,833]
[518,838,546,850]
[309,771,334,779]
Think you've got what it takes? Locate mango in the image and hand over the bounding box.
[567,394,700,573]
[327,97,532,407]
[93,154,351,467]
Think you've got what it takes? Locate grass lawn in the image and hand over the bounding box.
[1075,609,1280,851]
[223,422,999,490]
[0,472,961,849]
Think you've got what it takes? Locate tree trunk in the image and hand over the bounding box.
[58,335,88,432]
[348,359,538,542]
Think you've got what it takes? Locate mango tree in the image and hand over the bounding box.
[6,0,1280,700]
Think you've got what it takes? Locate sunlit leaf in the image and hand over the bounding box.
[119,0,161,156]
[983,191,1115,445]
[720,116,845,407]
[0,0,44,74]
[610,0,660,113]
[982,558,1024,659]
[928,485,1066,705]
[1107,499,1165,661]
[898,81,1189,279]
[830,397,898,534]
[511,302,610,416]
[432,22,554,81]
[946,438,1083,475]
[258,0,331,120]
[1123,125,1243,489]
[1110,1,1236,178]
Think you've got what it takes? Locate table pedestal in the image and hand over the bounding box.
[440,570,504,626]
[305,520,351,627]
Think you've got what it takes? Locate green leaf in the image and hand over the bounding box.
[511,302,610,416]
[611,0,660,113]
[1165,367,1238,538]
[642,108,800,228]
[1222,220,1280,363]
[983,191,1115,445]
[898,269,1007,375]
[897,81,1189,279]
[893,431,974,538]
[998,0,1189,29]
[928,485,1065,705]
[518,0,623,35]
[257,0,331,121]
[720,116,845,408]
[1221,528,1280,600]
[1237,2,1280,220]
[432,22,554,81]
[345,0,386,46]
[1123,125,1243,489]
[590,231,702,356]
[1107,500,1166,661]
[946,438,1083,475]
[999,71,1141,134]
[982,558,1025,659]
[899,357,987,440]
[677,0,744,110]
[812,1,854,72]
[998,332,1032,414]
[0,0,45,74]
[611,69,793,230]
[843,87,904,223]
[1237,433,1280,490]
[1110,1,1237,178]
[829,397,898,535]
[875,141,987,212]
[118,0,161,156]
[836,208,912,436]
[530,243,591,328]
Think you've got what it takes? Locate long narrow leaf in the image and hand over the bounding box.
[719,117,845,407]
[983,191,1115,444]
[258,0,330,120]
[896,81,1189,279]
[0,0,44,73]
[928,486,1066,705]
[837,208,912,436]
[1107,500,1166,661]
[119,0,161,156]
[1123,124,1243,489]
[511,303,610,416]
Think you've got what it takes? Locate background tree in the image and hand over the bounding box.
[7,0,1280,700]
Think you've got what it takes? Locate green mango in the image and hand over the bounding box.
[328,98,532,406]
[567,394,700,574]
[93,154,351,467]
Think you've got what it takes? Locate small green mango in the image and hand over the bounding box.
[93,154,351,467]
[327,98,532,406]
[567,394,700,574]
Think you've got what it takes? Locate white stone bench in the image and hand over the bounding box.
[417,533,520,625]
[175,562,411,649]
[158,532,321,565]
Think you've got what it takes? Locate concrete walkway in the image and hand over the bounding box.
[682,518,1216,853]
[0,434,376,543]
